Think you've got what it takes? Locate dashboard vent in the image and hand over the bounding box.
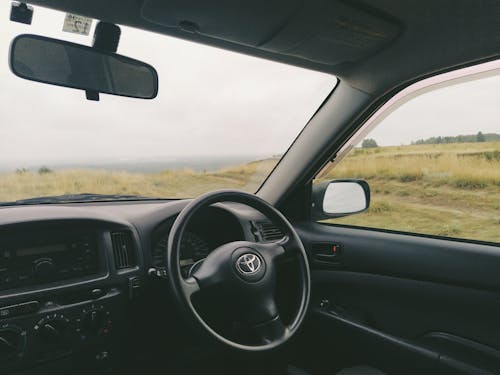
[111,231,136,269]
[254,221,284,242]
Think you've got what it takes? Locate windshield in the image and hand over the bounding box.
[0,5,336,203]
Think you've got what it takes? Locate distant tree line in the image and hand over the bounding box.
[411,132,500,145]
[362,138,378,148]
[15,166,54,175]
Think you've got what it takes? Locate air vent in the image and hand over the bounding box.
[254,221,284,242]
[111,231,136,269]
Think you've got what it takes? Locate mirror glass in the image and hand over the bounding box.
[323,181,368,215]
[10,34,158,99]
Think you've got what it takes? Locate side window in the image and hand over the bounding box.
[315,74,500,244]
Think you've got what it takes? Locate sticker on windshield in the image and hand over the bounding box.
[62,13,92,35]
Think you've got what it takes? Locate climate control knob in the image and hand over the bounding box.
[78,305,111,337]
[34,314,70,343]
[0,325,26,361]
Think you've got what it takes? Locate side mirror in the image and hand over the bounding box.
[312,179,370,220]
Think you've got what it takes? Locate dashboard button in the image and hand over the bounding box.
[0,306,14,319]
[17,270,31,282]
[3,274,14,284]
[59,268,70,275]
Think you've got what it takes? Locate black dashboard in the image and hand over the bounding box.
[0,200,277,375]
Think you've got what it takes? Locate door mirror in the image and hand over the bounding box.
[312,179,370,220]
[9,34,158,99]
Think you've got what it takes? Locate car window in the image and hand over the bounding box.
[315,73,500,244]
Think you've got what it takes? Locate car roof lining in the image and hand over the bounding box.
[25,0,500,96]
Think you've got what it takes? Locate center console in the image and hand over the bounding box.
[0,221,141,375]
[0,288,126,374]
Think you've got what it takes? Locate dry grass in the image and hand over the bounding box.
[321,142,500,243]
[0,159,279,201]
[1,142,499,243]
[326,142,500,188]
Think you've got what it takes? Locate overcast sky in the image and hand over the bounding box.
[1,4,499,169]
[1,4,335,167]
[369,73,500,146]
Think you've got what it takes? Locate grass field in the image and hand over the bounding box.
[319,141,500,243]
[1,141,499,243]
[0,158,279,202]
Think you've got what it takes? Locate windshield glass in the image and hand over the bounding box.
[0,5,336,203]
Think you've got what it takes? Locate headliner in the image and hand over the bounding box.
[26,0,500,96]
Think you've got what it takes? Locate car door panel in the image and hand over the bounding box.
[295,222,500,375]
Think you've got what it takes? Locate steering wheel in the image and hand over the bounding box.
[167,190,311,351]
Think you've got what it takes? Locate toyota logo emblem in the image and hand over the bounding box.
[236,253,262,275]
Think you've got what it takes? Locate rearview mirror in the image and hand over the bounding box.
[9,34,158,99]
[312,179,370,220]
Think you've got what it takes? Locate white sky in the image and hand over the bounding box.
[369,74,500,146]
[0,4,335,167]
[1,4,499,169]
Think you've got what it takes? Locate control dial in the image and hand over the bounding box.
[34,313,70,343]
[33,258,54,279]
[78,305,111,337]
[0,325,26,360]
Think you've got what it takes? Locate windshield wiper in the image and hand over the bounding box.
[0,193,163,206]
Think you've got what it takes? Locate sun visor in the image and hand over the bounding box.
[262,1,401,66]
[141,0,401,66]
[141,0,301,46]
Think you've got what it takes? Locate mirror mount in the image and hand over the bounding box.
[85,22,122,101]
[85,90,99,101]
[93,22,121,52]
[10,2,33,25]
[312,179,370,221]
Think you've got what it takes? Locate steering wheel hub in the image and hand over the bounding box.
[167,190,310,351]
[232,248,266,282]
[236,253,261,275]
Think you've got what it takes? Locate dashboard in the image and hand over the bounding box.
[151,207,245,276]
[0,200,278,375]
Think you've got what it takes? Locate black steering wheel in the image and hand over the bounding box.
[167,190,311,351]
